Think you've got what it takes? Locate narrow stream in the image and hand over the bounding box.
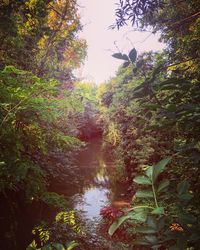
[0,137,130,250]
[72,137,113,220]
[71,139,130,250]
[62,137,130,249]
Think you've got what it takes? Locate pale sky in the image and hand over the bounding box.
[76,0,165,84]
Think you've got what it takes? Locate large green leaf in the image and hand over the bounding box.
[146,157,171,183]
[128,48,137,63]
[146,166,153,179]
[157,179,170,193]
[52,243,65,250]
[108,214,130,236]
[133,175,152,185]
[130,211,148,222]
[151,207,165,215]
[153,157,171,182]
[66,241,79,250]
[135,190,154,198]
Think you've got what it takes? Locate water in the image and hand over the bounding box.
[66,137,130,249]
[0,137,130,250]
[72,138,113,221]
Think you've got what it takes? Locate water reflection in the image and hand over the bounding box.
[72,138,112,220]
[74,187,109,219]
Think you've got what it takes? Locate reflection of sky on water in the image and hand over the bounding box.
[72,142,112,220]
[74,187,109,219]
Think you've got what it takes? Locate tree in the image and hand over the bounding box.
[0,1,87,248]
[0,0,86,83]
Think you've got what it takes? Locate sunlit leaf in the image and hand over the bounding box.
[26,241,39,250]
[66,241,79,250]
[151,207,165,215]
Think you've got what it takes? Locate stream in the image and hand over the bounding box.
[53,137,130,249]
[0,137,131,250]
[73,137,113,220]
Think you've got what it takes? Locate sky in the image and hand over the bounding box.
[76,0,165,84]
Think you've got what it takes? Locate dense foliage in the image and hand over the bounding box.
[0,1,90,249]
[0,0,86,79]
[1,0,200,249]
[98,0,200,249]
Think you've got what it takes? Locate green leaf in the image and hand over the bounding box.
[26,241,40,250]
[112,53,129,61]
[157,180,170,193]
[151,207,165,215]
[177,180,193,201]
[133,175,152,185]
[152,157,171,183]
[128,48,137,63]
[52,243,65,250]
[108,214,130,236]
[66,241,79,250]
[178,193,193,201]
[146,166,153,179]
[130,211,147,222]
[42,245,52,250]
[153,157,171,181]
[177,180,189,195]
[135,190,154,198]
[135,226,157,234]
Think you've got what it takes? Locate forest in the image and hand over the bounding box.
[0,0,200,249]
